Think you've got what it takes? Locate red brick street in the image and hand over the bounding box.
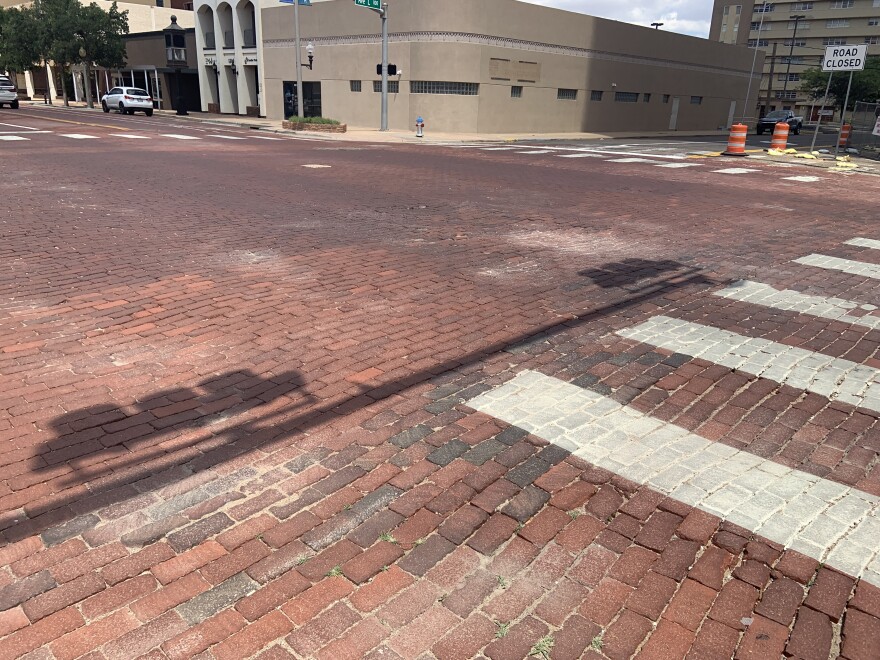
[0,105,879,659]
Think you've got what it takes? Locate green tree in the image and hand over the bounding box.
[0,7,44,82]
[75,2,129,108]
[32,0,83,106]
[800,56,880,111]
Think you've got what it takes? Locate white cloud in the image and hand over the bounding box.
[520,0,713,38]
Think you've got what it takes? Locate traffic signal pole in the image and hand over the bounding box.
[380,3,388,131]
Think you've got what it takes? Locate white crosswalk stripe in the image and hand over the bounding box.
[845,237,880,250]
[208,135,247,140]
[783,176,822,182]
[556,153,606,158]
[468,370,880,586]
[618,316,880,412]
[516,150,554,154]
[60,134,98,139]
[109,134,151,139]
[160,134,202,140]
[0,136,28,141]
[715,280,880,330]
[654,163,701,168]
[609,158,667,164]
[712,168,760,174]
[795,254,880,279]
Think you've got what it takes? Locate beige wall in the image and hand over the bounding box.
[256,0,760,132]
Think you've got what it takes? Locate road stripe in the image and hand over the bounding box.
[109,134,151,139]
[481,147,519,151]
[560,149,686,160]
[712,168,760,174]
[654,163,702,168]
[618,316,880,412]
[208,135,247,140]
[556,153,606,158]
[0,121,39,130]
[0,135,29,141]
[794,254,880,280]
[714,280,880,330]
[60,134,99,139]
[160,134,201,140]
[468,370,880,585]
[516,150,555,154]
[608,158,667,164]
[250,136,283,140]
[845,237,880,250]
[783,176,822,182]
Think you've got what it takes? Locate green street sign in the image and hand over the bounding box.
[355,0,381,9]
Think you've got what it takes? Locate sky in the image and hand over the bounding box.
[521,1,713,39]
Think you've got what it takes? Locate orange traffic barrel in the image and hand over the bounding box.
[770,122,790,151]
[839,123,852,149]
[723,123,748,156]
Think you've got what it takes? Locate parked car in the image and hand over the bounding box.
[101,87,154,116]
[756,110,803,135]
[0,75,18,108]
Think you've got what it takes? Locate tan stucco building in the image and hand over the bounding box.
[194,0,763,133]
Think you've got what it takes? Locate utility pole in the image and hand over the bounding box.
[741,4,768,123]
[294,0,304,118]
[380,3,388,131]
[764,42,778,114]
[782,14,806,103]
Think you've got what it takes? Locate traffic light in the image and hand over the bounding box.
[376,64,398,75]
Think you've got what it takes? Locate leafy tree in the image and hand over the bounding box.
[0,7,44,78]
[800,56,880,111]
[75,2,129,107]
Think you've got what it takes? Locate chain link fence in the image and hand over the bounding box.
[849,101,880,160]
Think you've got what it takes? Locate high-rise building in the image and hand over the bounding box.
[709,1,880,120]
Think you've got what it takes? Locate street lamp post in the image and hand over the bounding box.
[651,22,664,29]
[164,15,188,115]
[782,14,806,105]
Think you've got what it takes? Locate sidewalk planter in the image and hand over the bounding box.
[207,103,220,114]
[282,119,347,133]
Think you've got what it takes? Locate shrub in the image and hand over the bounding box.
[286,116,341,125]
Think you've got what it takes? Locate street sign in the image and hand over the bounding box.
[279,0,311,5]
[873,116,880,138]
[822,45,867,72]
[355,0,381,9]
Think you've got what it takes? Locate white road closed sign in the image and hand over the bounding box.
[873,117,880,138]
[823,45,868,71]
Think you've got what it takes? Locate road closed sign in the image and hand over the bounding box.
[823,45,868,71]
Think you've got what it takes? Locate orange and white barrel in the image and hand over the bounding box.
[839,124,852,149]
[770,122,790,151]
[724,123,748,156]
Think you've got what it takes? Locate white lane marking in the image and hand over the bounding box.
[160,134,201,140]
[712,168,760,174]
[0,135,29,141]
[608,158,667,164]
[481,147,519,151]
[250,136,283,140]
[302,164,331,168]
[654,163,702,168]
[208,135,247,140]
[783,176,822,182]
[561,148,686,160]
[0,130,52,134]
[795,254,880,280]
[60,134,99,139]
[516,150,555,154]
[618,316,880,412]
[109,134,151,139]
[845,238,880,250]
[0,121,39,130]
[468,370,880,585]
[714,280,880,330]
[557,153,606,158]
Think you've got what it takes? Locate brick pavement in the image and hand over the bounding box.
[0,133,879,658]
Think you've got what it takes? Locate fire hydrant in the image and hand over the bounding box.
[416,116,424,138]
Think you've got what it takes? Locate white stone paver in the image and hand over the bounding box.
[617,316,880,413]
[714,280,880,330]
[845,237,880,250]
[467,370,880,587]
[794,254,880,280]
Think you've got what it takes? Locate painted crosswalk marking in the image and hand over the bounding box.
[516,150,554,154]
[654,163,701,168]
[0,135,28,141]
[609,158,666,164]
[712,168,760,174]
[714,280,880,330]
[845,237,880,250]
[60,134,99,139]
[468,370,880,585]
[208,135,247,140]
[618,316,880,412]
[109,134,151,139]
[783,176,822,182]
[250,136,283,140]
[794,254,880,280]
[481,147,519,151]
[556,153,606,158]
[160,134,201,140]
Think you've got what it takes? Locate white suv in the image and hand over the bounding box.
[101,87,154,116]
[0,75,18,109]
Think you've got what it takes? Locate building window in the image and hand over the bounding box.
[869,19,879,26]
[723,5,729,14]
[781,56,804,64]
[410,81,478,95]
[748,38,770,47]
[830,0,854,7]
[662,94,670,103]
[790,2,812,8]
[754,3,774,11]
[350,80,362,92]
[155,0,163,6]
[372,80,400,93]
[557,88,577,100]
[690,96,703,105]
[614,91,639,102]
[826,19,849,28]
[866,36,880,44]
[750,21,761,30]
[783,39,806,46]
[823,38,847,45]
[511,86,522,98]
[590,90,603,101]
[643,93,651,103]
[775,91,797,99]
[788,20,810,29]
[778,73,800,81]
[184,2,193,8]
